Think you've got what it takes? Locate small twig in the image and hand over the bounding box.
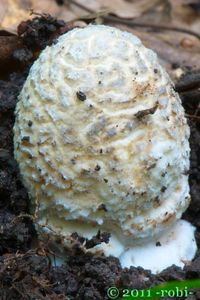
[11,213,35,225]
[175,72,200,93]
[11,284,25,297]
[185,113,200,120]
[66,0,200,40]
[103,16,200,40]
[179,90,200,103]
[29,9,47,17]
[66,0,93,13]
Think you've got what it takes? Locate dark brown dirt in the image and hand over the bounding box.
[0,16,200,300]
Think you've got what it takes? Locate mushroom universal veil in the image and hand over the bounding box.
[13,25,197,274]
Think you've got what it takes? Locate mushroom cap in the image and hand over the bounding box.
[14,25,191,248]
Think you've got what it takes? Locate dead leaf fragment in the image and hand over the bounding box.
[1,0,31,31]
[69,0,161,19]
[0,0,8,25]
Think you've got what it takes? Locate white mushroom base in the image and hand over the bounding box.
[47,219,196,274]
[119,220,197,274]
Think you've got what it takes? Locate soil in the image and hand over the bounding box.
[0,15,200,300]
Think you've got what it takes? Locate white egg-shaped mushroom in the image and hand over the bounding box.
[13,25,197,273]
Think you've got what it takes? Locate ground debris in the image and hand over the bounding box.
[70,230,110,250]
[0,250,64,300]
[17,14,69,50]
